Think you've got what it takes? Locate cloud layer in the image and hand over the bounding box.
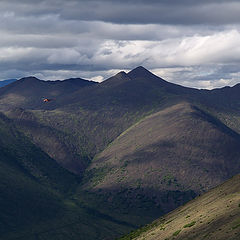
[0,0,240,88]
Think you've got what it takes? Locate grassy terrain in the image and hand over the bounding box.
[119,174,240,240]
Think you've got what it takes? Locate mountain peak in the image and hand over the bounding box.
[127,66,156,79]
[131,66,148,71]
[114,71,128,78]
[19,76,41,82]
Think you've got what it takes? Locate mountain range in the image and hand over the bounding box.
[0,66,240,239]
[0,79,17,88]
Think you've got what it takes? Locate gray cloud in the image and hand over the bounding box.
[1,0,240,25]
[0,0,240,89]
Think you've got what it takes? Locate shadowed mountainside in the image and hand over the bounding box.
[0,113,140,240]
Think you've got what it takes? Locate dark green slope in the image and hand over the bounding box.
[0,112,74,238]
[5,107,90,174]
[0,112,77,193]
[0,113,135,240]
[120,174,240,240]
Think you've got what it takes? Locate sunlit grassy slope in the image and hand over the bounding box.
[120,174,240,240]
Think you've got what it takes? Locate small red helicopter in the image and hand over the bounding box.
[42,98,53,103]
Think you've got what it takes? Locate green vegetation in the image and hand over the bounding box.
[118,220,160,240]
[232,218,240,229]
[172,229,181,236]
[232,224,240,230]
[120,174,240,240]
[183,221,196,228]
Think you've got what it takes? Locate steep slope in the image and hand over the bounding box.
[127,66,198,96]
[120,174,240,240]
[0,76,96,110]
[0,112,77,193]
[0,112,75,238]
[0,113,136,240]
[83,102,240,217]
[5,107,90,174]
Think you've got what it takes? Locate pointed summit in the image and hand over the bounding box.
[102,71,131,87]
[127,66,169,86]
[19,76,41,82]
[114,71,128,79]
[127,66,155,79]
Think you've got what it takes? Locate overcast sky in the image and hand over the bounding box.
[1,0,240,88]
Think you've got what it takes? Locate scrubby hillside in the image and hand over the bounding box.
[120,174,240,240]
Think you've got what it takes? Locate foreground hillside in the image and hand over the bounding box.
[120,174,240,240]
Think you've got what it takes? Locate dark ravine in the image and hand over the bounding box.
[1,66,240,239]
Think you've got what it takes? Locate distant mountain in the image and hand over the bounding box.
[120,173,240,240]
[0,76,97,110]
[0,78,17,87]
[57,66,198,110]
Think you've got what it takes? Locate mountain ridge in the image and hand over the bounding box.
[1,66,240,239]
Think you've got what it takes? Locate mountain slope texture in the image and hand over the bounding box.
[120,174,240,240]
